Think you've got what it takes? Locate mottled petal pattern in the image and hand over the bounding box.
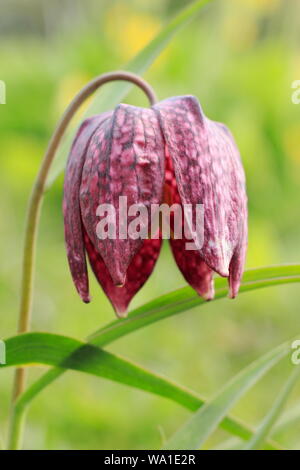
[84,229,162,316]
[165,149,214,300]
[229,215,247,298]
[170,238,215,300]
[63,91,248,318]
[63,113,111,302]
[79,104,165,287]
[154,96,247,295]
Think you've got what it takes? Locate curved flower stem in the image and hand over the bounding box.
[7,71,157,450]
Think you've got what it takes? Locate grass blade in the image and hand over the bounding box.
[211,437,244,450]
[272,402,300,436]
[0,332,206,410]
[0,331,289,450]
[89,264,300,347]
[242,365,300,450]
[164,341,290,449]
[3,264,299,449]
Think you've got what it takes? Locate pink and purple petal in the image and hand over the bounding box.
[154,96,247,295]
[63,112,111,302]
[165,150,214,300]
[79,104,165,287]
[170,238,214,300]
[84,229,162,316]
[229,215,247,298]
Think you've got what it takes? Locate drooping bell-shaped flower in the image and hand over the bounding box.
[63,95,247,317]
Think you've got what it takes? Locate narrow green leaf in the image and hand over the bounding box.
[164,341,290,450]
[242,365,300,450]
[3,264,298,449]
[89,264,300,347]
[46,0,213,187]
[8,331,279,447]
[0,331,283,450]
[211,437,243,450]
[272,401,300,436]
[7,264,300,449]
[16,367,280,451]
[0,332,207,412]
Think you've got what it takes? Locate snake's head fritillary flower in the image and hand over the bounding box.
[63,96,247,317]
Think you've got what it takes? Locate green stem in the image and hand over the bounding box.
[7,71,157,450]
[7,407,27,451]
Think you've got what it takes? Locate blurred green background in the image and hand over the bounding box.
[1,0,300,450]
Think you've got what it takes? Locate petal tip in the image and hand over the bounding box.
[195,279,215,301]
[115,307,128,319]
[228,278,240,299]
[202,290,215,301]
[228,287,237,299]
[76,283,90,303]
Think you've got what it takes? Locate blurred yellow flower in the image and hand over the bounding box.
[222,9,258,51]
[2,136,45,188]
[105,4,160,61]
[54,73,91,117]
[247,220,279,267]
